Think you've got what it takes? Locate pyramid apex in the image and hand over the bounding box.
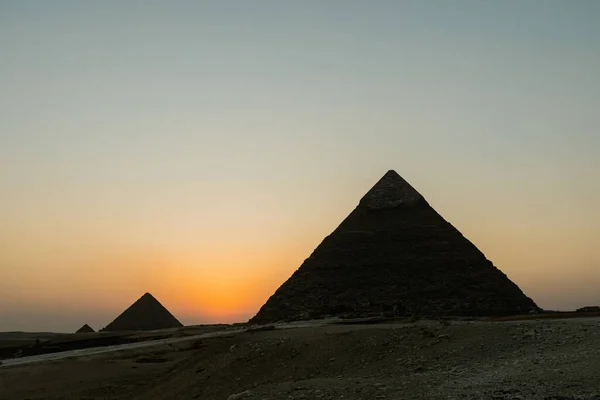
[140,292,159,302]
[359,169,423,210]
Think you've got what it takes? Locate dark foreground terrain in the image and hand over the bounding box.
[0,324,234,360]
[1,317,600,400]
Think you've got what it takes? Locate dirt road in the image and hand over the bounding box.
[0,328,246,368]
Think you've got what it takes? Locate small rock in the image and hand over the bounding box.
[228,390,253,400]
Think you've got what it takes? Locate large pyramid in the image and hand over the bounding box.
[251,170,538,323]
[102,293,183,332]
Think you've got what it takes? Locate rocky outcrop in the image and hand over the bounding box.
[251,170,538,324]
[576,306,600,313]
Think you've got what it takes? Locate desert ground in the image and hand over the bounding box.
[1,316,600,400]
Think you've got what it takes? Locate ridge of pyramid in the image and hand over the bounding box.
[76,324,95,333]
[250,169,538,324]
[102,292,183,332]
[359,170,424,210]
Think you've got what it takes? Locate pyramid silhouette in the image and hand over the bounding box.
[102,293,183,332]
[76,324,95,333]
[251,170,538,323]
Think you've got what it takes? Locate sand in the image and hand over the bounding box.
[1,317,599,400]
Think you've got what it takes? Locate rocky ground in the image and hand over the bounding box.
[1,317,600,400]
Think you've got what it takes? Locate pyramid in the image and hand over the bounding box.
[251,170,538,323]
[76,324,95,333]
[102,293,183,332]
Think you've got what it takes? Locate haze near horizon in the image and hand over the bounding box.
[1,1,599,332]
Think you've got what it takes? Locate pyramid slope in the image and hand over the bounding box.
[102,293,183,332]
[251,170,538,324]
[76,324,95,333]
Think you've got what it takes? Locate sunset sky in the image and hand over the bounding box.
[1,1,599,332]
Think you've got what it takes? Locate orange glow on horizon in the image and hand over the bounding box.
[144,242,314,324]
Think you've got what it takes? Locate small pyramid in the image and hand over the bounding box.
[102,293,183,332]
[251,170,538,323]
[76,324,95,333]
